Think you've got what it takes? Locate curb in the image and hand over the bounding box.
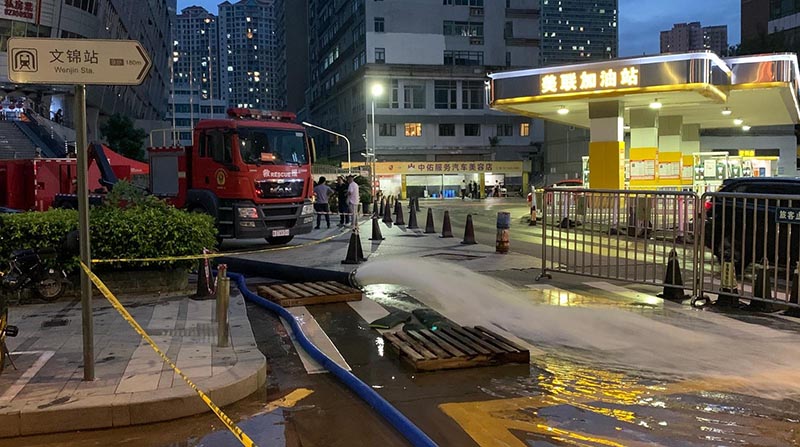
[0,353,266,438]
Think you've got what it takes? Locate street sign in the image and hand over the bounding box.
[7,38,151,85]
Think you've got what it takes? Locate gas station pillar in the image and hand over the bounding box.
[658,116,683,152]
[588,101,625,189]
[681,124,701,154]
[629,108,659,188]
[658,116,684,186]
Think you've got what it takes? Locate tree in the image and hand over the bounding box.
[100,114,147,161]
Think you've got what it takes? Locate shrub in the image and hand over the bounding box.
[0,203,217,271]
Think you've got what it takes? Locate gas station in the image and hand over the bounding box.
[488,52,800,191]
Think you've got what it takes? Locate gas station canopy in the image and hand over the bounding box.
[488,52,800,129]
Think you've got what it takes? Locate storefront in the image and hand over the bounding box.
[343,161,525,199]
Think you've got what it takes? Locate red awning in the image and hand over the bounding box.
[100,144,149,175]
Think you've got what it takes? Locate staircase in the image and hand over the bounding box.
[0,121,38,159]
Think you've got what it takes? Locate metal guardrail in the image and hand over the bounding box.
[697,191,800,309]
[538,188,699,297]
[538,187,800,310]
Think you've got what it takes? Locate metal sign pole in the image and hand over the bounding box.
[75,84,94,381]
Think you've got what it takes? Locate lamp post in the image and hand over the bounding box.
[301,121,351,174]
[370,83,384,199]
[204,17,214,119]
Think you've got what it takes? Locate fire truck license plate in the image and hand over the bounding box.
[272,229,290,237]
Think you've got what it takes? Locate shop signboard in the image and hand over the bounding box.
[2,0,39,24]
[344,161,524,175]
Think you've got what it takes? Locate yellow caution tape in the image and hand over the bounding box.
[91,227,352,264]
[80,263,258,447]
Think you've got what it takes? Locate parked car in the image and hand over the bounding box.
[704,177,800,269]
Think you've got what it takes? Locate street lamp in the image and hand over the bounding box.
[370,83,384,198]
[301,121,351,174]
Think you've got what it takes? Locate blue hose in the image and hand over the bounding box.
[228,272,439,447]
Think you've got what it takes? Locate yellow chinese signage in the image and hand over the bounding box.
[540,66,640,94]
[342,161,524,175]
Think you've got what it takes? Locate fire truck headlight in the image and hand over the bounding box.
[302,204,314,216]
[237,207,259,219]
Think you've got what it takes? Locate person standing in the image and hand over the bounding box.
[335,176,350,226]
[347,175,360,230]
[460,180,467,200]
[313,176,334,229]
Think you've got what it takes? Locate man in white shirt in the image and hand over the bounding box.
[346,175,360,230]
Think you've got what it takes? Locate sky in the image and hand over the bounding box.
[177,0,742,57]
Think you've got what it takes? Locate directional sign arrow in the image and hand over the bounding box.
[7,38,152,86]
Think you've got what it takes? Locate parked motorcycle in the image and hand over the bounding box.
[1,302,19,374]
[0,247,68,302]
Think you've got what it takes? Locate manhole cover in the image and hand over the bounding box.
[41,318,70,328]
[421,253,485,262]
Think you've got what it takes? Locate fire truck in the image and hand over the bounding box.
[148,109,316,244]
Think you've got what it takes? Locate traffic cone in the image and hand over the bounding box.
[193,256,214,300]
[369,216,385,241]
[461,214,477,245]
[342,231,366,264]
[441,210,453,238]
[415,197,421,212]
[785,262,800,317]
[424,208,436,234]
[749,258,772,311]
[407,202,419,229]
[382,201,393,225]
[658,249,687,301]
[394,200,406,226]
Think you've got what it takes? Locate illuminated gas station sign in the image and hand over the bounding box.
[540,66,640,94]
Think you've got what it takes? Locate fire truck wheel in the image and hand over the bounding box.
[266,236,294,245]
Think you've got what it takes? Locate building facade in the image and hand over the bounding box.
[660,22,728,55]
[307,0,543,168]
[0,0,171,141]
[539,0,618,67]
[173,6,221,103]
[166,89,228,146]
[742,0,769,42]
[218,0,278,110]
[274,0,309,113]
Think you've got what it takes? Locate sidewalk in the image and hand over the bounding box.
[0,290,266,438]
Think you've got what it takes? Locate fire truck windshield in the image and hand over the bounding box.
[237,128,308,166]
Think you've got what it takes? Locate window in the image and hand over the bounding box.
[497,124,513,137]
[520,122,530,137]
[462,81,483,109]
[443,21,483,37]
[434,81,457,109]
[65,0,97,14]
[201,130,232,163]
[464,124,481,136]
[506,51,511,67]
[378,123,396,136]
[376,80,399,108]
[238,128,308,165]
[374,17,385,32]
[439,124,455,136]
[375,47,385,63]
[403,83,425,109]
[404,123,422,137]
[444,50,483,66]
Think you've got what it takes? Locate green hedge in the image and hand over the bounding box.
[0,203,217,271]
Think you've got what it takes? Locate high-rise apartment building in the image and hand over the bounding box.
[741,0,769,43]
[538,0,618,185]
[307,0,542,165]
[539,0,618,66]
[173,6,221,102]
[218,0,278,110]
[275,0,309,113]
[660,22,728,55]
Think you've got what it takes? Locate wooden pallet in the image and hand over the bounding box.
[383,325,530,372]
[256,281,362,307]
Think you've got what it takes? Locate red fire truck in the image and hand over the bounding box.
[148,108,316,244]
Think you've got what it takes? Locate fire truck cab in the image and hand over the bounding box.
[149,109,315,244]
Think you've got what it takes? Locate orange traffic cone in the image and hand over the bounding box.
[382,201,393,225]
[342,231,366,264]
[394,200,406,226]
[441,211,453,238]
[407,202,419,229]
[461,214,477,245]
[424,208,436,234]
